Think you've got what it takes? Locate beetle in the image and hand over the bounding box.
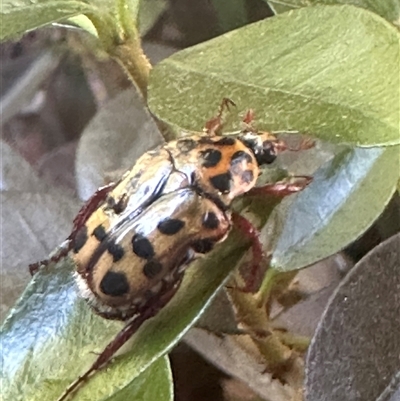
[31,99,312,400]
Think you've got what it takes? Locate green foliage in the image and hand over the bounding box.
[1,233,248,401]
[1,0,166,41]
[270,146,399,270]
[265,0,400,24]
[1,0,101,41]
[148,5,400,146]
[1,0,399,400]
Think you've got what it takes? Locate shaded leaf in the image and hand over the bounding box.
[376,372,400,401]
[270,253,352,337]
[211,0,248,32]
[305,233,400,401]
[185,328,299,401]
[0,230,248,401]
[142,42,177,66]
[266,0,400,25]
[269,146,399,271]
[0,142,79,321]
[0,191,78,320]
[0,141,45,192]
[75,89,164,200]
[149,5,400,146]
[0,51,62,123]
[196,289,241,334]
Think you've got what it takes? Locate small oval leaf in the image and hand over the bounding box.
[266,0,400,25]
[269,146,399,271]
[75,89,164,200]
[1,0,95,41]
[149,5,400,146]
[305,233,400,401]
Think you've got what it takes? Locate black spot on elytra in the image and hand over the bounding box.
[106,196,116,209]
[192,239,215,253]
[107,242,125,262]
[241,170,255,184]
[231,150,253,165]
[72,226,88,253]
[200,148,222,168]
[197,137,214,145]
[202,212,220,230]
[209,172,232,193]
[215,137,236,146]
[177,138,197,153]
[113,194,128,214]
[93,225,107,241]
[143,260,163,278]
[258,141,278,165]
[158,219,185,235]
[100,271,129,296]
[132,234,155,259]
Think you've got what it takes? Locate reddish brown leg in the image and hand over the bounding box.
[248,176,312,198]
[232,212,265,292]
[286,136,315,152]
[242,109,255,126]
[56,275,184,401]
[70,183,115,236]
[29,243,70,276]
[29,184,115,276]
[204,98,236,135]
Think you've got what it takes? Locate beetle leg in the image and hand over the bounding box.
[241,109,260,134]
[29,184,115,276]
[56,274,184,401]
[28,241,71,276]
[70,183,116,235]
[242,109,255,126]
[232,212,265,292]
[204,98,236,136]
[248,176,312,198]
[270,133,315,152]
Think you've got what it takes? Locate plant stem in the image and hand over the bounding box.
[275,331,310,352]
[111,38,151,99]
[255,267,279,306]
[85,5,177,140]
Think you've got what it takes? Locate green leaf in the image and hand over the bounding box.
[67,15,99,37]
[1,0,95,41]
[266,0,400,25]
[149,5,400,147]
[0,0,144,42]
[269,145,400,271]
[1,231,247,401]
[107,356,173,401]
